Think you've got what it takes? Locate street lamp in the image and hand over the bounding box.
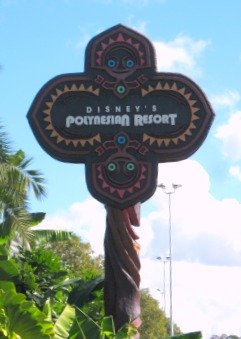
[156,255,170,313]
[156,288,164,311]
[157,183,182,337]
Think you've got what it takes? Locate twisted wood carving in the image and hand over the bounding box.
[104,203,141,333]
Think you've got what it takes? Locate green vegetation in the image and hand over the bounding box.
[140,289,181,338]
[45,234,103,280]
[0,123,184,337]
[172,332,202,339]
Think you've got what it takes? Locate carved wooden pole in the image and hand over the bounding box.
[104,203,141,332]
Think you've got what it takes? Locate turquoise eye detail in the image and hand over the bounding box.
[125,59,135,68]
[116,85,126,94]
[107,59,117,68]
[117,135,126,145]
[107,163,117,172]
[126,162,136,171]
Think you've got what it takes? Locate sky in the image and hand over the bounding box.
[1,0,241,337]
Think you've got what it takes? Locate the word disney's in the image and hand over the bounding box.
[27,24,214,208]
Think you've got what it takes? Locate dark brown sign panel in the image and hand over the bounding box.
[27,25,214,209]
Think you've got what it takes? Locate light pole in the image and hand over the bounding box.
[157,183,181,337]
[156,255,170,313]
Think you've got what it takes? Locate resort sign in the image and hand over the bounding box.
[27,24,214,209]
[27,24,215,334]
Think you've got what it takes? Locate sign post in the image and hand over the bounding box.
[27,24,214,335]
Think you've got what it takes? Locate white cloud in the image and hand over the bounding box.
[229,165,241,181]
[210,90,240,109]
[75,32,92,51]
[153,35,210,77]
[137,160,241,266]
[126,19,148,35]
[215,111,241,161]
[38,159,241,268]
[141,261,241,338]
[37,198,106,255]
[37,159,241,336]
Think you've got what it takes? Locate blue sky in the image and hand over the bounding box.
[1,0,241,337]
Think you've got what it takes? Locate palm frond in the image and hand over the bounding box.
[0,124,12,162]
[1,152,47,201]
[30,212,46,226]
[3,206,33,244]
[0,124,47,249]
[25,168,47,199]
[33,229,73,243]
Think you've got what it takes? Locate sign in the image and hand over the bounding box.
[27,25,214,209]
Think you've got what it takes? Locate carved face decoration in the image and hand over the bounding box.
[105,156,138,186]
[86,133,155,207]
[105,46,137,78]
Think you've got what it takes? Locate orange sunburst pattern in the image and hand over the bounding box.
[94,32,147,68]
[141,81,200,147]
[43,83,101,147]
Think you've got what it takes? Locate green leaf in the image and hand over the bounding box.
[115,323,138,339]
[68,276,104,308]
[69,308,100,339]
[100,316,115,337]
[29,212,46,226]
[171,332,202,339]
[54,304,76,339]
[33,230,73,243]
[0,259,19,280]
[52,278,83,290]
[8,150,25,166]
[0,238,8,246]
[0,243,9,260]
[42,299,52,322]
[0,281,54,338]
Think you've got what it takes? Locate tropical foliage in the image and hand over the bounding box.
[0,124,136,338]
[0,124,184,338]
[0,124,46,250]
[0,217,136,338]
[140,288,182,338]
[172,332,202,339]
[45,234,103,280]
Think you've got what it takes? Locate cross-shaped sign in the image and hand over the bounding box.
[27,24,214,209]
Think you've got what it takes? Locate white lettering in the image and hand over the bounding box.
[162,114,169,124]
[75,116,83,125]
[66,116,75,128]
[94,116,101,124]
[134,114,178,126]
[143,115,149,124]
[101,116,107,124]
[153,115,162,124]
[86,106,92,113]
[134,115,143,126]
[169,113,178,125]
[65,112,177,128]
[105,106,110,113]
[122,114,130,126]
[65,114,130,127]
